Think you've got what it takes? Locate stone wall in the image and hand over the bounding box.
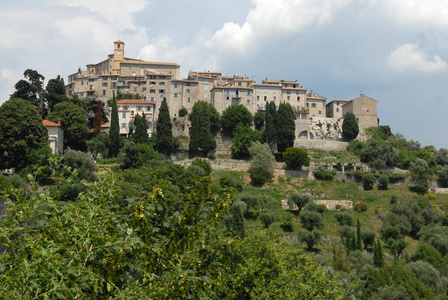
[294,140,348,150]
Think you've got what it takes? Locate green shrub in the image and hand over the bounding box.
[219,174,243,191]
[377,174,389,190]
[178,107,188,117]
[63,148,96,181]
[280,212,294,232]
[362,174,375,190]
[207,153,216,160]
[260,212,275,228]
[383,225,401,240]
[353,201,367,212]
[335,211,354,226]
[188,165,206,177]
[299,230,321,250]
[282,148,310,170]
[313,167,336,180]
[249,169,266,186]
[388,173,406,183]
[190,157,212,176]
[51,182,86,202]
[304,202,327,214]
[0,174,12,191]
[7,174,28,191]
[390,195,398,204]
[299,210,323,231]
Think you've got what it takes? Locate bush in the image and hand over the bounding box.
[362,174,375,190]
[411,242,446,271]
[207,153,215,160]
[248,141,275,183]
[287,193,310,213]
[0,174,12,191]
[190,157,212,176]
[303,202,327,214]
[282,148,310,170]
[404,261,447,297]
[377,174,389,190]
[390,195,398,204]
[313,167,336,180]
[353,201,367,213]
[335,211,354,226]
[63,148,96,181]
[178,107,188,117]
[249,169,267,186]
[361,230,376,250]
[219,174,243,191]
[388,174,406,183]
[238,193,259,215]
[383,225,401,240]
[280,212,294,232]
[7,174,28,191]
[51,181,86,202]
[260,212,275,228]
[188,165,206,177]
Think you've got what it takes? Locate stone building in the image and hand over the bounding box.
[306,91,326,117]
[342,94,379,132]
[116,99,155,136]
[326,99,349,119]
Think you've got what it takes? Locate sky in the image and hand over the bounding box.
[1,0,448,149]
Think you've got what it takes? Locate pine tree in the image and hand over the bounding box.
[356,218,362,251]
[156,98,174,156]
[93,100,103,136]
[108,91,120,157]
[133,113,148,144]
[374,239,384,268]
[276,102,296,153]
[264,101,277,151]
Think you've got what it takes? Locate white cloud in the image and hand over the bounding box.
[206,0,350,55]
[387,43,447,72]
[51,0,147,29]
[383,0,448,28]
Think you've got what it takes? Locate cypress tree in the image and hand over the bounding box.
[156,98,174,155]
[230,205,246,239]
[108,91,120,157]
[356,218,362,251]
[374,239,384,268]
[133,113,148,144]
[342,112,359,141]
[189,101,216,157]
[93,100,103,136]
[276,102,296,153]
[264,101,277,151]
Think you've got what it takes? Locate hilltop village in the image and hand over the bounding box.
[66,41,379,145]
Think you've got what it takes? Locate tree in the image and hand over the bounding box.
[156,98,175,156]
[207,102,221,135]
[248,141,276,185]
[47,101,90,151]
[276,102,296,153]
[373,239,384,267]
[299,230,321,250]
[253,110,265,130]
[299,210,323,231]
[0,98,48,170]
[362,174,375,190]
[178,107,188,117]
[342,112,359,141]
[361,230,376,250]
[221,104,252,136]
[283,147,310,170]
[335,211,354,226]
[93,100,103,136]
[108,92,120,157]
[11,69,45,110]
[378,174,389,190]
[409,158,430,194]
[356,218,362,251]
[388,238,406,259]
[287,193,310,213]
[260,212,275,228]
[264,101,277,150]
[45,75,68,112]
[404,261,447,297]
[87,133,108,159]
[189,101,216,156]
[231,123,263,159]
[133,113,148,144]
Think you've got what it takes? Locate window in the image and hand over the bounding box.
[273,96,276,101]
[318,111,322,115]
[134,87,137,92]
[174,93,178,98]
[246,100,251,106]
[186,88,191,94]
[132,72,135,76]
[297,97,300,101]
[77,88,79,92]
[264,96,267,101]
[137,106,142,111]
[112,82,116,89]
[257,95,259,101]
[121,123,126,129]
[122,112,126,118]
[174,83,178,88]
[205,79,208,83]
[287,96,290,101]
[205,86,208,91]
[81,80,84,85]
[225,89,230,96]
[150,89,155,94]
[102,82,107,87]
[205,94,208,98]
[246,90,251,96]
[131,111,134,116]
[187,97,191,103]
[311,103,316,108]
[287,91,291,95]
[103,90,106,96]
[257,104,260,110]
[150,97,155,101]
[159,89,164,94]
[336,108,339,112]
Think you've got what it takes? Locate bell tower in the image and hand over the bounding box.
[112,40,125,75]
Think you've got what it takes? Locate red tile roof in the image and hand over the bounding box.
[42,120,61,127]
[117,99,155,105]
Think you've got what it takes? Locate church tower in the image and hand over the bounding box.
[112,40,125,75]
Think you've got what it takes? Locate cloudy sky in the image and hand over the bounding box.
[1,0,448,148]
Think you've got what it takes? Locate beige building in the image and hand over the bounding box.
[116,99,155,136]
[42,120,64,154]
[342,94,379,131]
[66,41,180,103]
[306,91,326,117]
[326,99,349,119]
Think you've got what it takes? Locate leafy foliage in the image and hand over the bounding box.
[299,210,323,231]
[283,147,310,170]
[108,92,120,157]
[0,98,48,170]
[231,124,263,159]
[275,102,296,153]
[221,104,252,136]
[178,107,188,117]
[248,141,275,185]
[259,212,275,228]
[313,167,336,180]
[342,112,359,141]
[156,98,175,155]
[132,113,148,144]
[190,157,212,176]
[63,148,97,181]
[362,173,375,190]
[299,230,321,250]
[189,101,216,156]
[287,193,310,213]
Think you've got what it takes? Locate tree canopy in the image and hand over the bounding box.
[156,98,175,156]
[189,100,216,156]
[276,102,296,153]
[342,112,359,141]
[0,98,48,170]
[221,104,252,136]
[11,69,45,109]
[108,92,120,157]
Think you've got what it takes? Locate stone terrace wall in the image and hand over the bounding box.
[294,140,348,150]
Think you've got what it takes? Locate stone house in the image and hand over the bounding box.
[116,99,155,136]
